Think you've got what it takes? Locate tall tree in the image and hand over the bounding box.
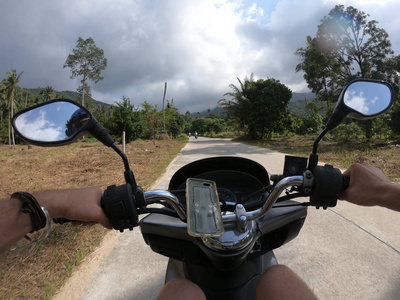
[296,5,394,138]
[63,37,107,106]
[247,78,292,139]
[218,73,255,133]
[2,70,23,149]
[295,36,342,115]
[219,75,291,139]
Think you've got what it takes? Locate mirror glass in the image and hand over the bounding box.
[14,101,91,142]
[344,81,392,116]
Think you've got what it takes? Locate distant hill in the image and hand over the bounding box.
[24,88,109,107]
[193,92,316,119]
[191,106,227,118]
[289,92,316,117]
[291,91,315,102]
[23,88,316,118]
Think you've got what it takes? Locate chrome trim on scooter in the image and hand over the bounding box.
[202,219,257,251]
[144,190,187,221]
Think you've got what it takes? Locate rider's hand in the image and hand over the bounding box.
[34,187,113,229]
[339,163,400,211]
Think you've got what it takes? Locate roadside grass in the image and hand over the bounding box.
[242,135,400,183]
[0,139,186,299]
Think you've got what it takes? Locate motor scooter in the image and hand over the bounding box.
[12,79,393,299]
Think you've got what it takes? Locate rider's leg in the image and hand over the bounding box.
[256,264,318,300]
[156,278,206,300]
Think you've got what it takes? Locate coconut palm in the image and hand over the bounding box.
[2,70,23,149]
[40,85,56,101]
[218,73,255,134]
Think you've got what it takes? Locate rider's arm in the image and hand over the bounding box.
[0,187,111,254]
[339,163,400,212]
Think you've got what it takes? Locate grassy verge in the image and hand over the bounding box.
[0,139,186,299]
[242,135,400,182]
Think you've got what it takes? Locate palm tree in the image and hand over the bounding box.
[2,70,23,149]
[0,81,6,125]
[218,73,255,134]
[40,85,56,101]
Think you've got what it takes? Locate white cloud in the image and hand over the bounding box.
[1,0,399,112]
[14,110,64,142]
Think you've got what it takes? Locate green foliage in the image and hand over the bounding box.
[0,119,8,143]
[296,4,396,138]
[164,100,185,138]
[190,117,227,135]
[1,69,24,148]
[218,74,255,132]
[247,78,292,138]
[389,91,400,136]
[92,104,112,128]
[40,86,56,101]
[331,122,363,142]
[284,113,323,135]
[140,101,160,139]
[219,75,292,139]
[303,113,324,134]
[107,97,145,142]
[371,113,392,141]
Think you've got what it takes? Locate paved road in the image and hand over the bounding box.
[64,137,400,299]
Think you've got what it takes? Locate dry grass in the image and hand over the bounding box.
[0,139,186,299]
[245,136,400,182]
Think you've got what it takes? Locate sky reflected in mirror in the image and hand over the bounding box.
[14,102,89,142]
[344,81,391,116]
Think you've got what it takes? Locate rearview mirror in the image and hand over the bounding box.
[12,99,93,145]
[343,80,393,118]
[325,79,394,130]
[310,79,394,164]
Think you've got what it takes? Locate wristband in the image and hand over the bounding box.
[11,192,51,241]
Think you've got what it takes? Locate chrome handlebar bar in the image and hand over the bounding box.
[144,190,187,220]
[221,175,304,223]
[143,175,305,223]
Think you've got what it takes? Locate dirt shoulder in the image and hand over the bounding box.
[52,154,176,299]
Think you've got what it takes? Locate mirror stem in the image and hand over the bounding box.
[308,127,328,171]
[111,143,137,187]
[325,109,346,131]
[312,127,328,154]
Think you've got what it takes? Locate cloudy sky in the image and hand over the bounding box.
[1,0,400,113]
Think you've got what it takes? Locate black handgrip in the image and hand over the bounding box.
[53,217,73,224]
[342,176,350,192]
[101,183,139,232]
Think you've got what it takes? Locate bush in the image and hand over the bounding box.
[332,122,363,142]
[175,134,189,141]
[303,113,323,134]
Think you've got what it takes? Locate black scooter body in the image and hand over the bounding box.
[140,157,307,299]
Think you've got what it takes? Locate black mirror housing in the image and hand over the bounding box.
[325,79,394,130]
[12,99,95,146]
[12,99,115,148]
